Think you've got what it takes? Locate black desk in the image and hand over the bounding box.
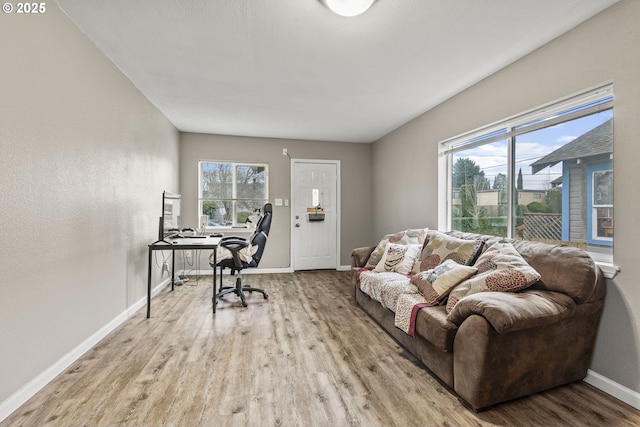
[147,236,220,318]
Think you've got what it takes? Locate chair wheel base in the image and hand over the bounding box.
[213,284,268,308]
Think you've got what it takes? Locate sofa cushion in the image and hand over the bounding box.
[447,290,576,334]
[446,242,541,313]
[413,305,458,352]
[411,259,478,304]
[364,228,428,269]
[375,243,422,275]
[413,231,483,273]
[511,240,604,304]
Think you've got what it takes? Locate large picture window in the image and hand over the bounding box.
[199,161,269,228]
[440,84,613,260]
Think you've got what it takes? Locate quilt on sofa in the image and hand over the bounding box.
[357,269,440,336]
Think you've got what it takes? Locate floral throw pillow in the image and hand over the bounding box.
[446,242,541,313]
[411,259,478,304]
[412,231,483,273]
[365,228,428,269]
[375,243,422,275]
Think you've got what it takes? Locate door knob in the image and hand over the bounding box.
[295,223,300,227]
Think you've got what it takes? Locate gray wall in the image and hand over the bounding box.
[372,0,640,394]
[0,5,179,405]
[180,133,373,267]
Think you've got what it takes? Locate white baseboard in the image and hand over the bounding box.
[585,369,640,409]
[0,277,172,423]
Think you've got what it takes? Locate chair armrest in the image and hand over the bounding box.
[220,238,250,251]
[214,238,251,270]
[351,246,376,269]
[447,290,576,334]
[220,236,247,243]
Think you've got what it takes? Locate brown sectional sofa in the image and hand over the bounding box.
[351,231,606,411]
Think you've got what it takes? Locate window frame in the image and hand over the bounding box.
[438,83,618,276]
[587,163,613,246]
[198,160,269,230]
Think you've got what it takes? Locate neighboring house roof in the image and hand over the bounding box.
[531,118,612,174]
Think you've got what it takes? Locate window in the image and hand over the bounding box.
[589,166,613,242]
[199,161,268,228]
[440,84,614,261]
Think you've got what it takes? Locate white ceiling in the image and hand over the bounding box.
[54,0,618,143]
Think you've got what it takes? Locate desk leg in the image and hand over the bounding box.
[212,249,217,313]
[171,249,176,291]
[147,247,152,318]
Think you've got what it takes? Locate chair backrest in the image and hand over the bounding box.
[249,203,272,266]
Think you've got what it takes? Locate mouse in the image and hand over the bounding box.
[210,233,224,238]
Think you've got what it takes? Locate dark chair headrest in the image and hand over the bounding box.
[249,202,273,266]
[257,204,272,236]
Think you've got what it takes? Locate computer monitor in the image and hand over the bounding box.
[159,191,181,241]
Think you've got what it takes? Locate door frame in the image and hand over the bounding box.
[290,158,341,271]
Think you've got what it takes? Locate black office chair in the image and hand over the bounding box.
[210,203,272,308]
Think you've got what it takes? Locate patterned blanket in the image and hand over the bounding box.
[394,293,441,336]
[357,269,435,336]
[357,269,417,312]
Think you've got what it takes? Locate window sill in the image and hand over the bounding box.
[596,261,620,279]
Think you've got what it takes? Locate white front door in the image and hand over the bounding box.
[292,160,339,270]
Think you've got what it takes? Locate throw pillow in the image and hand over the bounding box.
[412,231,483,273]
[446,241,542,313]
[375,243,422,275]
[365,228,428,269]
[411,259,478,304]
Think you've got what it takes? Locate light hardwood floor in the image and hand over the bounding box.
[2,271,639,427]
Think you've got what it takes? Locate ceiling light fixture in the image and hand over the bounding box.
[324,0,375,17]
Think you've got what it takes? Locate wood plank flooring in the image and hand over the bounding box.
[2,271,639,427]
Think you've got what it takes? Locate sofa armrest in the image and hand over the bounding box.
[351,246,376,269]
[447,290,575,334]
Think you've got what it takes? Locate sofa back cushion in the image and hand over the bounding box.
[511,240,604,305]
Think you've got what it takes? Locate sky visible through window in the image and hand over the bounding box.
[454,109,613,191]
